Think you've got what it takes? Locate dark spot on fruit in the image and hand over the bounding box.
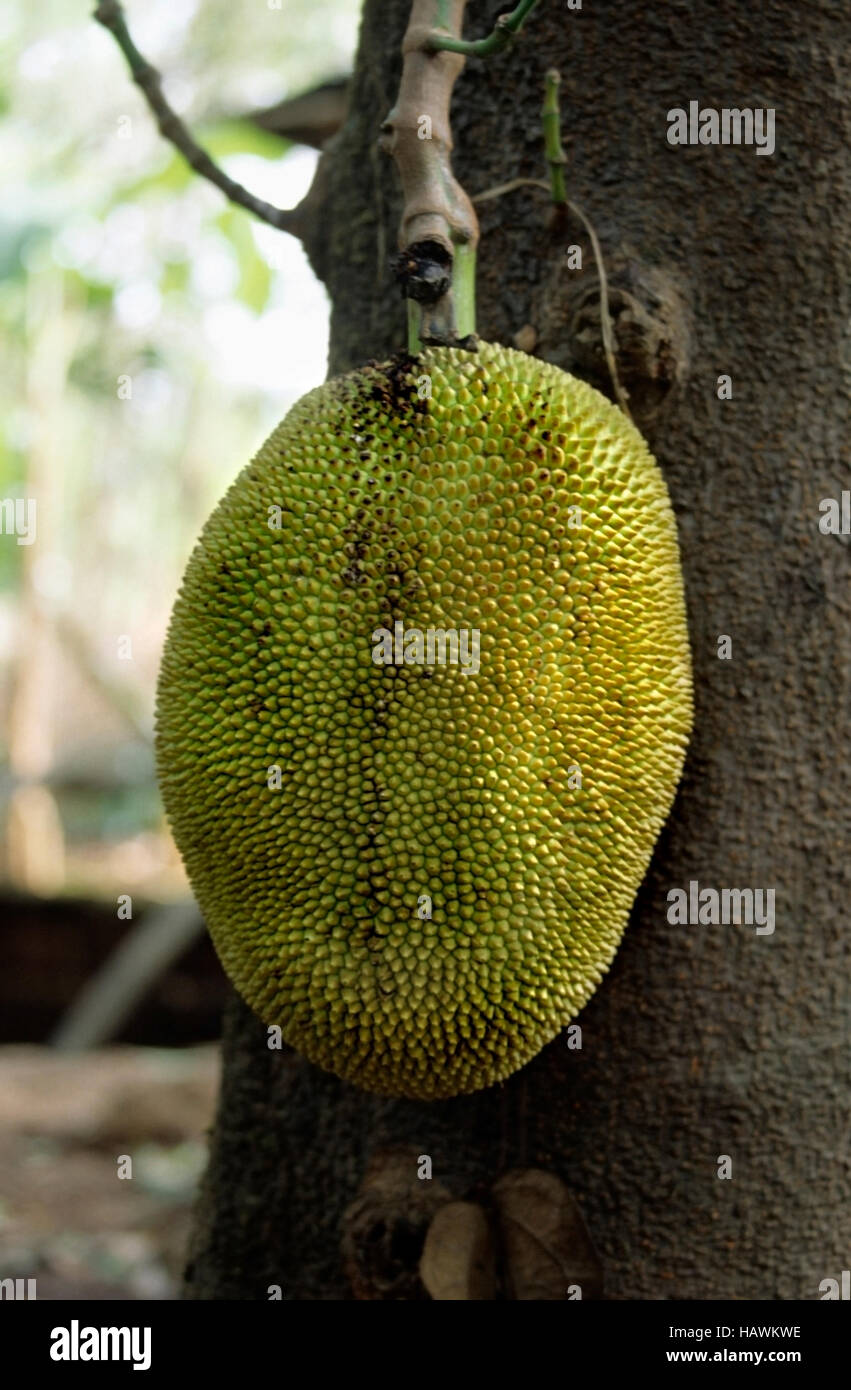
[362,353,427,417]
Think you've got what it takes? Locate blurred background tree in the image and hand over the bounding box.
[0,0,360,1303]
[0,0,359,901]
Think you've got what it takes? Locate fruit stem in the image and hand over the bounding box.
[406,239,476,352]
[407,301,422,354]
[452,240,477,338]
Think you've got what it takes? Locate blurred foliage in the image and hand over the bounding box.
[0,0,360,893]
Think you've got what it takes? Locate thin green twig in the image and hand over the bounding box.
[427,0,540,58]
[542,69,567,205]
[472,177,633,420]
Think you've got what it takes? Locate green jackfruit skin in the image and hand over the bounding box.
[156,342,692,1100]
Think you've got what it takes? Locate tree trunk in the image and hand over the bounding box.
[186,0,851,1299]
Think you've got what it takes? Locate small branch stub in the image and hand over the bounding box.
[392,240,451,308]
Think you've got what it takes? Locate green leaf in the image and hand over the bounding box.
[215,207,273,314]
[160,258,191,297]
[61,267,114,310]
[202,120,292,162]
[109,149,194,207]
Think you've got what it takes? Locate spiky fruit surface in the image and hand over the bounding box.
[156,343,692,1099]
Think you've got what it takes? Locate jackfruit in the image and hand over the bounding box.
[156,342,692,1100]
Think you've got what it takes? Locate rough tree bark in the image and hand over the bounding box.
[186,0,850,1299]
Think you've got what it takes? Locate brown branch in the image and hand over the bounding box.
[250,78,350,150]
[93,0,301,236]
[380,1,478,255]
[380,1,479,345]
